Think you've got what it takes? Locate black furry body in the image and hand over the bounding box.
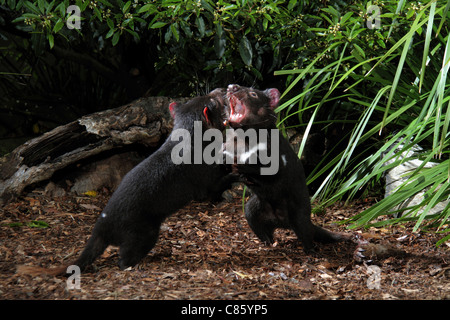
[226,85,348,253]
[74,89,231,271]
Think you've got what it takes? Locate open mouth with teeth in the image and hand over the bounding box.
[227,92,246,124]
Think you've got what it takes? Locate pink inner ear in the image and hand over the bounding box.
[169,102,177,118]
[203,107,211,125]
[268,88,280,108]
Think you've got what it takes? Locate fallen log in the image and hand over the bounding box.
[0,96,187,206]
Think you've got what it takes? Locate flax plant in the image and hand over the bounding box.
[275,0,450,245]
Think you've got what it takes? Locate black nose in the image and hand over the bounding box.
[227,84,240,93]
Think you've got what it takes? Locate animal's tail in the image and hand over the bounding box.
[313,224,351,243]
[16,233,108,277]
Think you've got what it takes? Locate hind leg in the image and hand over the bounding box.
[74,231,109,272]
[118,223,160,270]
[245,195,277,245]
[287,205,315,253]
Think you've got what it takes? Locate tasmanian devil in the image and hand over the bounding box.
[225,84,349,253]
[17,88,233,276]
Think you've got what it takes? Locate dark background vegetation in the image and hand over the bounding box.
[1,0,301,147]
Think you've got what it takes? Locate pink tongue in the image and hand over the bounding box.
[230,104,244,122]
[233,99,243,114]
[228,95,245,122]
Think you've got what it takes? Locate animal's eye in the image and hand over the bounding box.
[249,91,258,98]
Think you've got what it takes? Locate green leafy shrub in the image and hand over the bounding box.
[1,0,321,141]
[1,0,317,96]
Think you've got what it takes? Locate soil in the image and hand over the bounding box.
[0,186,449,300]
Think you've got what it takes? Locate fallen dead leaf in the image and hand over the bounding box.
[79,203,101,211]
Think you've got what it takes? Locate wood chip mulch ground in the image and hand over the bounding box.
[1,187,449,300]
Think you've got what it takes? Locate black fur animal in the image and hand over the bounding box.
[18,89,233,276]
[225,84,349,253]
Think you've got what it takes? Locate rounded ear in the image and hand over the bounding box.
[169,102,178,118]
[265,88,280,109]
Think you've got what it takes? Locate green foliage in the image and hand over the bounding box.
[5,220,49,228]
[1,0,314,94]
[275,0,450,243]
[1,0,320,139]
